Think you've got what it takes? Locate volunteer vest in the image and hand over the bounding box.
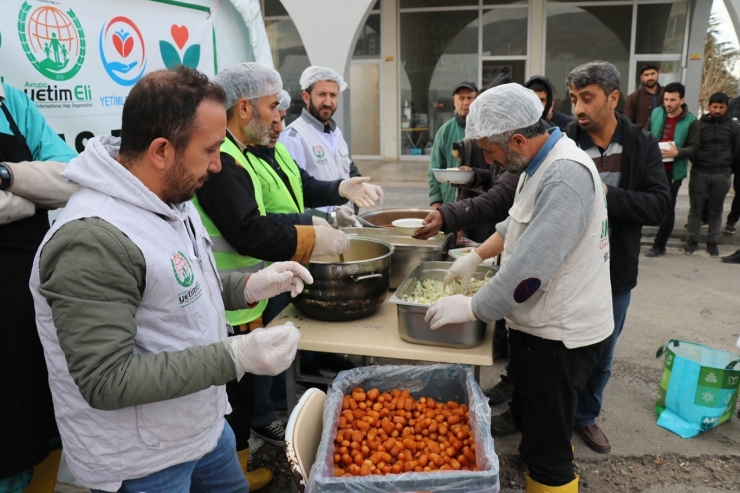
[30,188,229,491]
[249,143,305,214]
[649,107,696,181]
[192,138,268,325]
[503,136,614,348]
[287,116,351,213]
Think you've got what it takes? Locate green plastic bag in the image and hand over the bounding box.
[655,340,740,438]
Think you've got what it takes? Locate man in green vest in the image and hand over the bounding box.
[428,81,477,208]
[645,82,700,257]
[196,62,383,476]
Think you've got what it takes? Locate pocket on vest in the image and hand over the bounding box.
[135,386,219,448]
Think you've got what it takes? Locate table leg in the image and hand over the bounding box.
[286,353,299,415]
[473,365,480,384]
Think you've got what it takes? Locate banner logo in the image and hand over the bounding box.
[18,2,86,81]
[99,16,146,86]
[160,24,200,69]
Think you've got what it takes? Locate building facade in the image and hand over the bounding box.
[262,0,716,160]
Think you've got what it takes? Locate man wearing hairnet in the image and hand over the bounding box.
[279,66,374,226]
[195,63,381,474]
[425,84,614,493]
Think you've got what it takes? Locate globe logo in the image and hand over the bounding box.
[18,1,86,81]
[99,16,146,86]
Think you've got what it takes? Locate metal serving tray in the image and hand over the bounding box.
[388,261,497,349]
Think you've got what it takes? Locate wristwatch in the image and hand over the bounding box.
[0,164,11,191]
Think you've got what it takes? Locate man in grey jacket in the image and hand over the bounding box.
[30,67,312,492]
[426,83,613,493]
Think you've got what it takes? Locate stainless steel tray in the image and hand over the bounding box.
[388,261,497,349]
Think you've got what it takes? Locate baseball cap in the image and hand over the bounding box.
[453,81,478,95]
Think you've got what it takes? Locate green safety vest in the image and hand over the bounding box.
[248,143,305,214]
[192,137,268,326]
[649,106,697,181]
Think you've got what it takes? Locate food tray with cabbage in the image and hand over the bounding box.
[388,261,497,349]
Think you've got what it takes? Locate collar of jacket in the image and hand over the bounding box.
[225,128,248,152]
[300,108,336,133]
[566,111,642,150]
[454,112,466,128]
[639,85,662,98]
[247,144,276,163]
[700,112,732,123]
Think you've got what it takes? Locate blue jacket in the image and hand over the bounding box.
[1,83,77,162]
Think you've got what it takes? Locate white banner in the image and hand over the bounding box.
[0,0,216,152]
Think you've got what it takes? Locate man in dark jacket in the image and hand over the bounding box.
[684,92,740,256]
[625,62,665,128]
[525,75,575,131]
[565,61,670,453]
[645,82,700,257]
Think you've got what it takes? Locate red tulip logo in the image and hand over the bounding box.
[112,29,134,58]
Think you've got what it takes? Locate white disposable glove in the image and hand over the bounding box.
[335,206,361,228]
[244,261,314,304]
[312,215,332,228]
[444,251,483,294]
[338,177,384,209]
[424,295,477,330]
[314,225,350,256]
[228,322,301,378]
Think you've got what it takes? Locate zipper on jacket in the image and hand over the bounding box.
[185,218,226,331]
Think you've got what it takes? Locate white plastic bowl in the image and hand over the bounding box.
[431,168,476,184]
[392,218,425,236]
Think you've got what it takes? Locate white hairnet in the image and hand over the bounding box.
[277,90,291,111]
[465,84,542,140]
[300,65,347,92]
[214,63,283,109]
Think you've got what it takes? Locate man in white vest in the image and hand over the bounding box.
[29,66,312,492]
[278,65,363,225]
[425,84,614,493]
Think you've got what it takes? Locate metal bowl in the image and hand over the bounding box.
[293,237,394,322]
[359,208,432,228]
[341,228,451,289]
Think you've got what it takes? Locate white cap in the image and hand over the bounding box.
[300,65,347,92]
[277,90,291,111]
[214,62,282,108]
[465,84,542,140]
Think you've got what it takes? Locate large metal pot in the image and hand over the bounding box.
[342,228,452,289]
[293,237,394,322]
[359,208,432,228]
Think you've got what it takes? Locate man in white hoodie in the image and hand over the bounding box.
[29,66,311,492]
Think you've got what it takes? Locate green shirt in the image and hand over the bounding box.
[428,115,466,205]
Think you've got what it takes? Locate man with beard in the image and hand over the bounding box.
[625,62,665,128]
[279,66,363,222]
[29,66,312,492]
[424,83,613,493]
[645,82,699,257]
[564,61,669,454]
[684,92,740,256]
[427,81,478,209]
[196,63,381,465]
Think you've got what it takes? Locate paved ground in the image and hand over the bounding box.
[56,160,740,492]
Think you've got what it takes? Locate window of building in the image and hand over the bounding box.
[635,3,687,55]
[398,2,530,157]
[545,4,633,112]
[264,17,309,124]
[399,10,479,156]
